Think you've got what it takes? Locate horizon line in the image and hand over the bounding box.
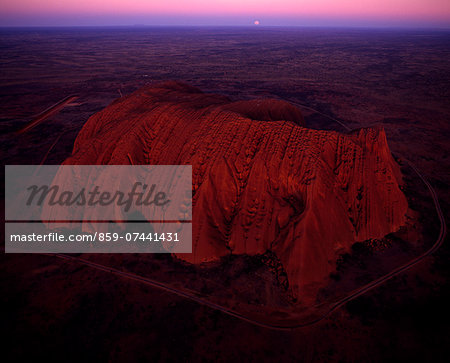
[1,24,450,30]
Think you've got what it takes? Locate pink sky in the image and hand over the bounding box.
[1,0,449,27]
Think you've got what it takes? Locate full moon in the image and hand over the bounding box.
[254,20,260,25]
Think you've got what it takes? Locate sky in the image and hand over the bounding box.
[1,0,449,28]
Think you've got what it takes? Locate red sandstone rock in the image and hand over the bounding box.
[64,81,408,300]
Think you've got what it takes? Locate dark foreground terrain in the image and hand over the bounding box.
[1,27,449,361]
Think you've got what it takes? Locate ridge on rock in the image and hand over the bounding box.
[63,81,408,301]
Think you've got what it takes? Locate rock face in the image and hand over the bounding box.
[64,81,408,300]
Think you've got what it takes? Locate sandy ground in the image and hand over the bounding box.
[1,27,449,361]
